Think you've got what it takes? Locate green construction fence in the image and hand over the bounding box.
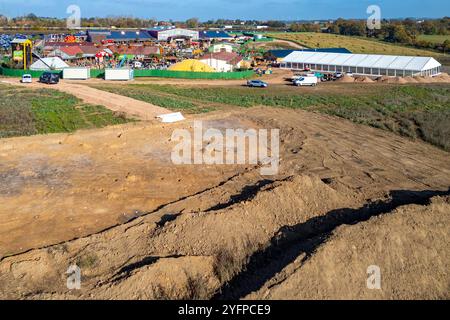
[0,67,62,78]
[0,67,254,80]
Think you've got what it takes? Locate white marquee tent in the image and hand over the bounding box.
[281,51,442,77]
[30,57,69,71]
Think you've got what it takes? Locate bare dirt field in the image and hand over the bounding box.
[0,104,449,299]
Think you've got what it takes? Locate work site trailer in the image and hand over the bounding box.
[104,68,134,81]
[63,68,90,80]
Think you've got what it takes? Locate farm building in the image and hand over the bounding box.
[148,28,199,41]
[199,52,244,72]
[280,51,442,77]
[86,30,111,43]
[43,42,96,51]
[209,43,236,53]
[199,31,233,41]
[107,30,155,42]
[86,30,155,43]
[47,46,84,60]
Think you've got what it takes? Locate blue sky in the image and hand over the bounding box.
[0,0,448,20]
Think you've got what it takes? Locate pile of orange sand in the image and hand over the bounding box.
[339,75,355,83]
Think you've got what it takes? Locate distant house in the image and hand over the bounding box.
[108,45,161,58]
[47,46,84,60]
[44,33,67,42]
[199,52,244,72]
[209,43,236,53]
[79,45,103,58]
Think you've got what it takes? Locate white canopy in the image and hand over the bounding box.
[30,57,69,71]
[283,51,441,72]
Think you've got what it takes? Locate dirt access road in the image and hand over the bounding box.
[0,78,171,120]
[0,106,449,299]
[1,68,294,91]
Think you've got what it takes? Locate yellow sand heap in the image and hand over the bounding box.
[169,59,216,72]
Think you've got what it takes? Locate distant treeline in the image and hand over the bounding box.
[321,18,450,52]
[0,14,448,52]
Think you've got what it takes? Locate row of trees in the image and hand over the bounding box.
[0,14,160,29]
[0,14,276,29]
[1,14,448,52]
[326,18,449,37]
[323,18,450,52]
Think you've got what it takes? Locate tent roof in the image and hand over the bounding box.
[30,57,69,70]
[283,51,442,71]
[11,38,31,44]
[107,30,155,40]
[200,31,232,39]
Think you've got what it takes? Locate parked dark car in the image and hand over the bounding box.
[247,80,268,88]
[39,72,59,84]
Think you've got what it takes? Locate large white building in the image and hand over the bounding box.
[280,51,442,77]
[148,28,199,41]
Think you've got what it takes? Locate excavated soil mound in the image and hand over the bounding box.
[437,72,450,81]
[415,76,430,83]
[392,77,408,84]
[403,76,418,83]
[377,76,389,83]
[248,195,450,300]
[0,175,353,299]
[360,76,375,83]
[339,75,355,83]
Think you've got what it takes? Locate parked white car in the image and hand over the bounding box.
[293,76,318,87]
[21,74,32,83]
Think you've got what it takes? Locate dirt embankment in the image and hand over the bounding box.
[246,195,450,300]
[0,107,449,299]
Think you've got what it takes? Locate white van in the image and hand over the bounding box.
[293,76,318,87]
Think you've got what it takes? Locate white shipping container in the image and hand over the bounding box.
[104,68,134,81]
[63,68,90,80]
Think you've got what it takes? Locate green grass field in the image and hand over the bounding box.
[417,34,450,44]
[0,84,132,138]
[91,85,217,113]
[268,32,449,59]
[95,83,450,151]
